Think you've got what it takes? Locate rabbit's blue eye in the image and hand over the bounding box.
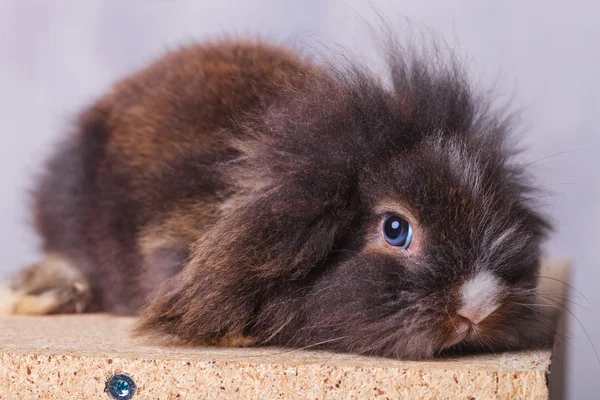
[382,215,412,249]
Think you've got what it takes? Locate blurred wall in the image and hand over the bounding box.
[0,1,598,398]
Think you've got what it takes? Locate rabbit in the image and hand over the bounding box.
[1,37,551,360]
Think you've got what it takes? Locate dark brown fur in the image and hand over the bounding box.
[34,40,318,313]
[26,38,550,359]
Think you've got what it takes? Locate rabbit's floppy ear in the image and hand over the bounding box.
[135,132,357,344]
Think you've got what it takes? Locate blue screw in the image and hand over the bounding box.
[107,373,136,399]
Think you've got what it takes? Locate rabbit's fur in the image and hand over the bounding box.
[10,38,550,359]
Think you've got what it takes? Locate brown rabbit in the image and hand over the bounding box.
[1,38,550,359]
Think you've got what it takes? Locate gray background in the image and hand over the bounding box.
[0,1,597,398]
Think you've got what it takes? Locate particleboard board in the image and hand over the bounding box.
[0,260,569,400]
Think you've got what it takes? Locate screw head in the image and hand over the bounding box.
[107,373,136,399]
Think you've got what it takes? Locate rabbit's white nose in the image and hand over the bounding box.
[457,271,502,325]
[457,304,499,325]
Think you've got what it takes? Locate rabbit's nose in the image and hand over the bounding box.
[457,270,503,325]
[457,303,499,325]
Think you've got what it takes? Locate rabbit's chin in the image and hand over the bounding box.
[439,325,473,352]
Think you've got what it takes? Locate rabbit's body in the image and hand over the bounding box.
[3,38,551,359]
[31,41,315,314]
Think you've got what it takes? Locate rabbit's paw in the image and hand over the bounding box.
[0,254,91,315]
